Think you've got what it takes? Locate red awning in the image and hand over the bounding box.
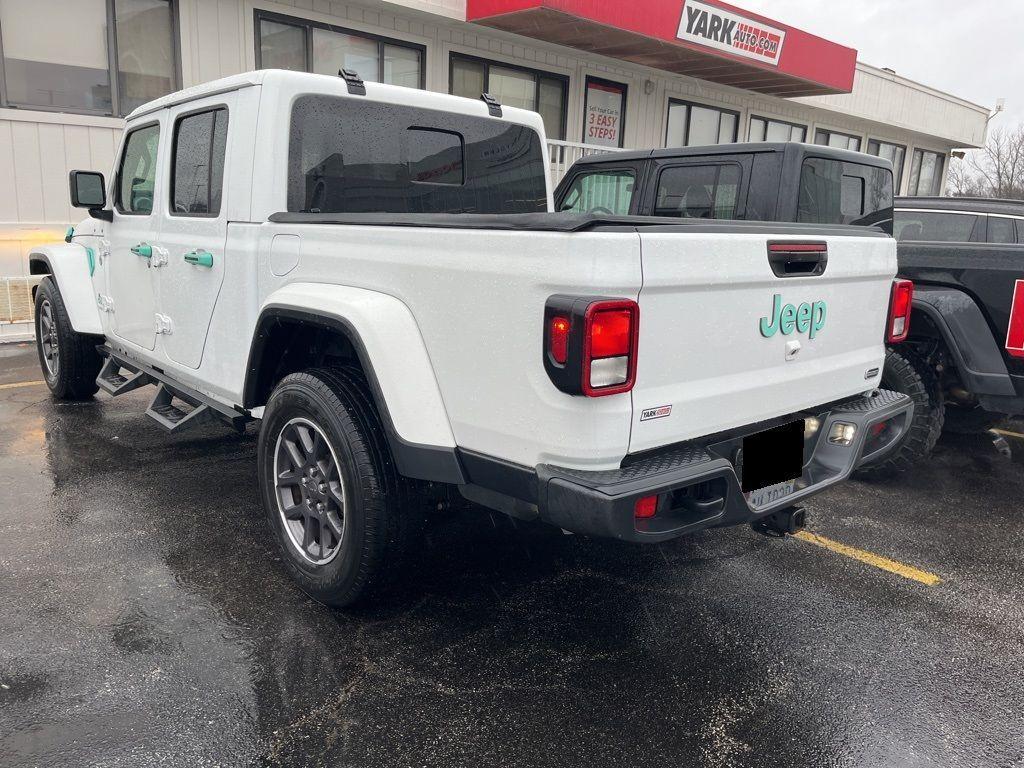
[466,0,857,97]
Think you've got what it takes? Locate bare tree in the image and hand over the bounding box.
[948,126,1024,199]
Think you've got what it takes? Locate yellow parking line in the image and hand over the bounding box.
[0,380,45,390]
[793,531,942,586]
[992,428,1024,440]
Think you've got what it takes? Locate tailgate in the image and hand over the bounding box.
[630,230,896,453]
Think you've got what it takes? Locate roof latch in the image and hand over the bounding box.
[339,68,366,96]
[480,92,502,118]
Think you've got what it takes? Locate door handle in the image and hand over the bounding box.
[184,249,214,268]
[131,243,153,258]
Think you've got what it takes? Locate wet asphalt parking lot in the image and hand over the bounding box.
[1,341,1023,768]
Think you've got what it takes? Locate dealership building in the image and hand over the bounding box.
[0,0,991,340]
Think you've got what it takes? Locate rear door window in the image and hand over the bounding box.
[894,211,979,242]
[797,157,892,227]
[987,216,1017,244]
[558,170,635,215]
[171,108,229,216]
[654,163,741,219]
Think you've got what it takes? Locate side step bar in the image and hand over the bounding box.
[96,346,249,435]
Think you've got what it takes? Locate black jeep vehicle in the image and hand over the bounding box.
[888,197,1024,444]
[555,145,1024,473]
[553,141,894,231]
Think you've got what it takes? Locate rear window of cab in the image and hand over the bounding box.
[287,95,547,215]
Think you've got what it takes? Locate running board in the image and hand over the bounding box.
[96,356,152,396]
[98,346,250,434]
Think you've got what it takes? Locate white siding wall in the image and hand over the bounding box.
[0,0,990,338]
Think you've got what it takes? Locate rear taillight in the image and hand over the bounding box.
[543,296,639,397]
[634,495,658,519]
[887,279,914,343]
[1008,280,1024,359]
[583,301,639,396]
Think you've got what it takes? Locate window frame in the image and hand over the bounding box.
[814,127,863,152]
[0,0,181,118]
[168,103,230,219]
[114,119,162,216]
[748,114,807,143]
[581,75,628,148]
[664,98,740,147]
[866,138,907,192]
[254,9,426,89]
[908,148,946,196]
[448,52,569,140]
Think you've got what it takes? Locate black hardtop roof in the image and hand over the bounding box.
[897,196,1024,215]
[571,142,892,169]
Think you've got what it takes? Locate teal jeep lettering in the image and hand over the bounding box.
[759,294,827,339]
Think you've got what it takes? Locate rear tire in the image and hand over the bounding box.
[34,277,101,400]
[257,367,415,608]
[858,346,943,475]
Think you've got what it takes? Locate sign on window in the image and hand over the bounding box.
[583,78,626,148]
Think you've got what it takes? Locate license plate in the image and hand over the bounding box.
[746,479,796,509]
[740,419,804,498]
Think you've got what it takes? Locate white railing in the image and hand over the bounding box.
[547,139,628,185]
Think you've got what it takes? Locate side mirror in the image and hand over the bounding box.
[69,170,106,209]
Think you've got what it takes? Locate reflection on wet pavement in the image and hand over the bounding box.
[1,344,1023,768]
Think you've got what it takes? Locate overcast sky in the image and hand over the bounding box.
[740,0,1023,130]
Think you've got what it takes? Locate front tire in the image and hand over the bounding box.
[257,367,413,607]
[34,277,101,400]
[858,346,943,475]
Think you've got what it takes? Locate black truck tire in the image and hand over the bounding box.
[257,366,415,608]
[858,347,944,475]
[34,277,102,401]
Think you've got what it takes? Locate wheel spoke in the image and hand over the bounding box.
[283,438,306,472]
[325,509,344,539]
[318,516,329,558]
[296,424,316,457]
[311,431,327,461]
[277,468,302,487]
[327,481,344,508]
[283,502,305,520]
[302,513,314,551]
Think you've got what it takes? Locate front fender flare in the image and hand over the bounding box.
[245,283,465,484]
[29,244,102,335]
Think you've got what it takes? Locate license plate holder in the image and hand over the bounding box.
[741,420,804,496]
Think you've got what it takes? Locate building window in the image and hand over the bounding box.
[814,128,862,152]
[867,139,907,193]
[255,10,424,90]
[0,0,179,117]
[665,99,738,147]
[749,115,806,143]
[908,148,946,196]
[582,77,627,148]
[449,54,567,140]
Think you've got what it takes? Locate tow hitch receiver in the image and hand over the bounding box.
[752,506,807,538]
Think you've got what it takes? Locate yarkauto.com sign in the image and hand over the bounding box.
[677,0,786,66]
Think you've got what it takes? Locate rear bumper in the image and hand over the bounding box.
[531,389,912,543]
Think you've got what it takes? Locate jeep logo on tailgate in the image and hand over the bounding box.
[759,295,827,339]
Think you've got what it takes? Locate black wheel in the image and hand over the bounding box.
[257,367,415,607]
[943,404,1002,434]
[858,346,944,475]
[34,277,102,401]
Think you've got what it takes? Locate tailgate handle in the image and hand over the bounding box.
[768,242,827,277]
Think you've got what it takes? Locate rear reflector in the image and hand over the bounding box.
[887,279,914,343]
[549,316,570,364]
[1007,279,1024,359]
[634,495,658,519]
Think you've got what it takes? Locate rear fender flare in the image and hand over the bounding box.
[28,244,103,335]
[245,283,464,484]
[911,286,1015,397]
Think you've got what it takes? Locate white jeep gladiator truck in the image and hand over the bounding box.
[31,70,913,606]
